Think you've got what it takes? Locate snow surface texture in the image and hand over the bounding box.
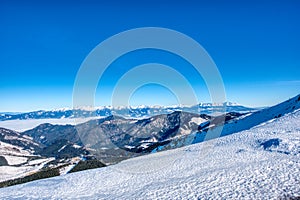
[0,110,299,199]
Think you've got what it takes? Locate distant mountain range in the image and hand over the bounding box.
[0,102,256,121]
[0,95,299,187]
[5,100,299,199]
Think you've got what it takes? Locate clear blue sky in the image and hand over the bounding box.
[1,0,300,112]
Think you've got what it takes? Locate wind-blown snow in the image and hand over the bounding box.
[0,109,299,199]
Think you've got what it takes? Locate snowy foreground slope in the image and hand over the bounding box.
[0,110,299,199]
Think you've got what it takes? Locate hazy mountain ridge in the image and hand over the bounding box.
[0,102,255,121]
[0,95,299,187]
[1,97,299,199]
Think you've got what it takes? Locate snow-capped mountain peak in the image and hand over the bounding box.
[0,95,299,199]
[0,102,255,122]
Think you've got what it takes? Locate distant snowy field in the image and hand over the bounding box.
[0,110,299,199]
[0,117,105,132]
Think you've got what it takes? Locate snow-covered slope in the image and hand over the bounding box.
[0,141,55,182]
[156,94,300,151]
[0,127,90,183]
[0,108,299,199]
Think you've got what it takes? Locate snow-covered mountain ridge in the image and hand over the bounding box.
[0,99,299,199]
[0,94,299,192]
[152,94,300,152]
[0,102,255,121]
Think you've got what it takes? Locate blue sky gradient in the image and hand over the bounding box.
[1,0,300,111]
